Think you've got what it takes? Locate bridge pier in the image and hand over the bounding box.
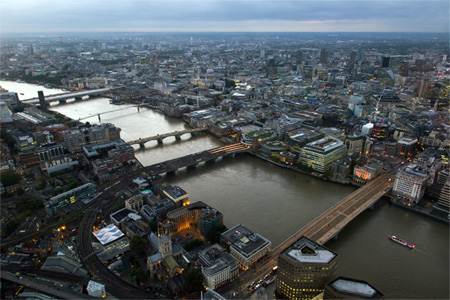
[74,96,83,101]
[175,135,181,141]
[157,138,163,145]
[58,99,67,104]
[139,143,145,149]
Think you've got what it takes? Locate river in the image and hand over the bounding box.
[2,80,449,299]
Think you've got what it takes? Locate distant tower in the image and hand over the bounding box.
[381,56,390,68]
[296,50,303,65]
[260,49,265,58]
[59,35,63,43]
[38,91,48,111]
[266,58,277,76]
[30,44,34,55]
[320,49,328,65]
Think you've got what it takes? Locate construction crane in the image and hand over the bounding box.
[371,114,386,157]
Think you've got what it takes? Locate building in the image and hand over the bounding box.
[345,134,365,155]
[298,137,346,173]
[63,123,121,153]
[220,224,271,270]
[85,77,108,89]
[162,185,189,208]
[323,277,383,299]
[86,280,107,298]
[436,179,450,214]
[330,158,351,183]
[395,138,418,159]
[45,183,97,217]
[353,164,380,185]
[199,244,239,290]
[392,164,428,204]
[158,201,223,237]
[276,236,338,300]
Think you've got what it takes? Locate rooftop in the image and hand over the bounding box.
[282,236,337,264]
[328,277,384,299]
[92,224,124,245]
[221,224,271,257]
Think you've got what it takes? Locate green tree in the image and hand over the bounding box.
[130,235,147,255]
[184,238,203,251]
[0,130,16,148]
[1,171,22,187]
[185,268,205,294]
[132,267,148,284]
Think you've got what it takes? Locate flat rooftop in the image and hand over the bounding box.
[328,277,384,299]
[281,236,337,264]
[221,224,271,258]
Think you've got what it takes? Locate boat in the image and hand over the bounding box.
[20,93,24,95]
[389,235,415,249]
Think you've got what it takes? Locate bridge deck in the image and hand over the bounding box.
[127,127,208,145]
[273,172,394,255]
[22,87,120,103]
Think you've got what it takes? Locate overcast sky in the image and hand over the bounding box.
[1,0,448,33]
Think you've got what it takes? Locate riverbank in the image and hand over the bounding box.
[253,153,361,188]
[389,197,449,225]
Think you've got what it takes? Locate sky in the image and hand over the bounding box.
[1,0,449,33]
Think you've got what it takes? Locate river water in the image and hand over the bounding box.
[3,81,449,299]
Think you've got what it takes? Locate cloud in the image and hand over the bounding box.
[1,0,448,32]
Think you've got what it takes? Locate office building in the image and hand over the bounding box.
[395,138,418,159]
[45,183,97,217]
[323,277,383,299]
[276,236,338,300]
[199,244,239,290]
[298,137,346,173]
[392,164,428,204]
[63,123,121,153]
[220,224,271,270]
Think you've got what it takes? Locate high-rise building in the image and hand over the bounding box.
[296,50,303,65]
[320,49,328,65]
[276,236,338,300]
[381,57,390,68]
[323,277,384,299]
[63,123,121,153]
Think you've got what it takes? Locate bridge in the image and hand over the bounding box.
[273,171,394,253]
[78,105,143,122]
[143,143,250,175]
[219,170,395,298]
[128,127,208,148]
[21,86,121,105]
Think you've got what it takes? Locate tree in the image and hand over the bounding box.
[1,171,22,187]
[185,268,205,294]
[132,267,148,284]
[130,235,147,255]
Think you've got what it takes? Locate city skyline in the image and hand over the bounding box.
[1,0,449,33]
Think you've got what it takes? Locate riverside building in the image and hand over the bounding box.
[298,137,346,173]
[220,224,271,270]
[276,236,338,300]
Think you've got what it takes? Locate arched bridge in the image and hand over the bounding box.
[143,143,250,175]
[127,127,208,148]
